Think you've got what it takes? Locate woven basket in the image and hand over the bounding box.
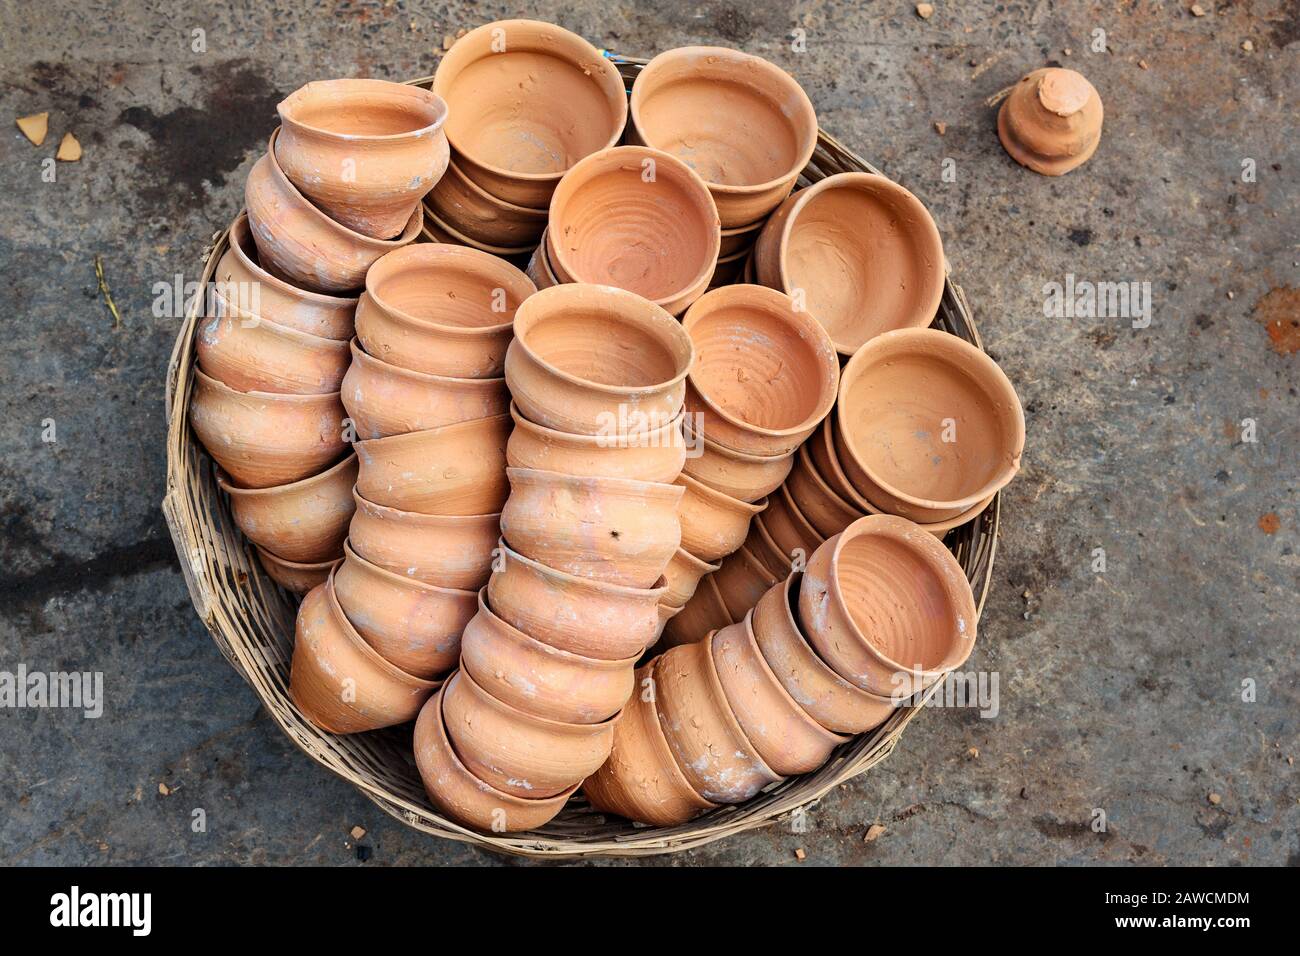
[162,57,1000,859]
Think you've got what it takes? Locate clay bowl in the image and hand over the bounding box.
[426,157,548,248]
[753,573,897,734]
[582,662,718,826]
[507,402,686,485]
[348,489,498,591]
[189,368,347,489]
[682,285,839,456]
[661,546,721,609]
[355,243,535,379]
[799,515,978,697]
[256,548,337,595]
[505,283,694,436]
[712,544,780,622]
[289,573,437,733]
[524,230,560,290]
[761,484,825,561]
[675,472,766,562]
[333,541,476,679]
[654,638,782,803]
[500,467,684,588]
[275,78,450,239]
[707,249,748,288]
[660,573,732,648]
[486,540,666,661]
[353,413,510,515]
[998,67,1104,176]
[217,453,356,564]
[461,591,636,724]
[341,339,508,440]
[433,19,627,208]
[442,668,618,799]
[420,203,537,260]
[786,443,867,539]
[680,420,793,503]
[245,130,423,294]
[215,213,357,340]
[836,328,1025,522]
[719,218,764,258]
[743,513,795,579]
[754,172,945,356]
[628,46,817,228]
[547,146,720,316]
[413,684,577,833]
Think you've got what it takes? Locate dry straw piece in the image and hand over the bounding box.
[163,59,1001,859]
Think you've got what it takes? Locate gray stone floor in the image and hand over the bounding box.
[1,0,1296,866]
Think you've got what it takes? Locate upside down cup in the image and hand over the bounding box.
[997,67,1104,177]
[217,453,357,564]
[347,489,498,591]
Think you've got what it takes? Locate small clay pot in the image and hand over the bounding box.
[426,157,548,248]
[837,328,1025,522]
[348,489,498,591]
[712,544,779,622]
[799,515,978,696]
[461,591,636,724]
[754,172,945,356]
[524,230,560,290]
[500,467,684,588]
[420,203,537,260]
[682,285,839,456]
[675,472,766,562]
[743,513,795,579]
[197,294,351,395]
[661,546,721,609]
[997,67,1104,176]
[507,402,686,485]
[760,484,825,560]
[680,420,793,503]
[786,444,867,538]
[217,453,356,564]
[660,573,732,648]
[433,19,627,208]
[189,368,347,489]
[506,284,694,436]
[353,413,510,515]
[256,548,338,595]
[629,47,817,228]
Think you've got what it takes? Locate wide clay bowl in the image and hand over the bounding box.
[998,67,1103,176]
[500,467,684,588]
[461,592,636,724]
[712,544,780,622]
[682,284,839,456]
[217,453,356,564]
[582,662,717,826]
[413,684,577,833]
[837,327,1025,521]
[547,146,720,316]
[753,573,898,734]
[426,157,548,248]
[661,546,721,609]
[487,540,665,660]
[245,130,423,294]
[506,283,694,436]
[355,243,535,378]
[675,472,766,562]
[507,402,686,484]
[760,483,825,560]
[333,542,476,679]
[189,368,347,489]
[256,549,338,595]
[341,339,509,440]
[289,573,437,733]
[353,413,510,515]
[786,444,866,539]
[276,78,450,239]
[754,172,945,356]
[628,46,816,228]
[442,668,618,799]
[680,420,793,503]
[433,19,627,208]
[348,489,498,591]
[799,515,978,697]
[660,573,732,648]
[653,639,781,803]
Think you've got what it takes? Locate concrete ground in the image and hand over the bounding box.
[1,0,1296,866]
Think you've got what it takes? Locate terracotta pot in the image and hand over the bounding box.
[657,602,683,630]
[707,249,748,288]
[486,540,665,660]
[660,573,732,648]
[461,591,636,724]
[256,548,338,595]
[680,420,793,503]
[743,513,795,579]
[348,489,498,590]
[998,67,1103,176]
[524,230,560,290]
[217,453,356,563]
[289,573,437,733]
[719,218,764,258]
[420,203,537,260]
[442,668,618,799]
[675,472,766,562]
[507,402,686,485]
[682,285,839,456]
[547,146,720,315]
[653,639,781,803]
[355,243,534,378]
[276,79,450,239]
[353,413,510,515]
[333,541,476,679]
[786,444,867,539]
[500,467,683,588]
[837,328,1025,521]
[413,684,577,833]
[426,157,548,248]
[189,368,347,489]
[661,546,721,609]
[799,515,978,696]
[628,47,817,228]
[582,662,717,825]
[712,544,779,622]
[245,130,422,294]
[506,284,694,436]
[754,172,944,356]
[762,484,824,560]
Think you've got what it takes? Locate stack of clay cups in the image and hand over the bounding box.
[412,283,694,833]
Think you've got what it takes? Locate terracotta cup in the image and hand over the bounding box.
[998,67,1104,176]
[707,249,748,288]
[420,203,537,260]
[256,549,338,596]
[675,472,766,562]
[712,544,780,622]
[217,453,356,564]
[426,157,548,248]
[661,546,721,609]
[680,420,794,503]
[660,573,732,648]
[507,402,687,485]
[347,488,498,591]
[719,219,765,258]
[743,512,797,579]
[524,230,560,291]
[760,483,825,560]
[786,443,867,539]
